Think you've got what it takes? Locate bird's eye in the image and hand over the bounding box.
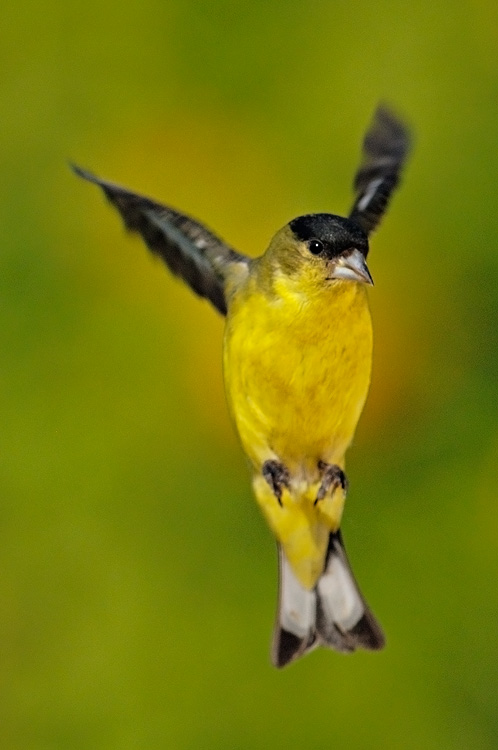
[308,239,324,255]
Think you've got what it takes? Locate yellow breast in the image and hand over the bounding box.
[223,268,372,588]
[224,271,372,475]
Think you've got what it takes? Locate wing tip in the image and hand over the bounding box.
[70,164,125,203]
[369,103,412,153]
[70,163,100,184]
[348,103,412,235]
[375,100,410,129]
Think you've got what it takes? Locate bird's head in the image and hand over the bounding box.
[263,213,373,289]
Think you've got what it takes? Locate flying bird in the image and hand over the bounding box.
[73,105,410,667]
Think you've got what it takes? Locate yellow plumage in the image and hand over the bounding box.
[223,228,372,589]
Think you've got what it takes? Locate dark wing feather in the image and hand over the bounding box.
[72,165,249,315]
[349,106,411,235]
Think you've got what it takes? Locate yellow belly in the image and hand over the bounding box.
[223,274,373,588]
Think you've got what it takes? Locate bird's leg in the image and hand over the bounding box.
[315,461,348,506]
[262,460,290,507]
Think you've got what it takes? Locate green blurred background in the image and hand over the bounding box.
[2,1,498,747]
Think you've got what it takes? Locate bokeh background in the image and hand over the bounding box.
[2,1,498,747]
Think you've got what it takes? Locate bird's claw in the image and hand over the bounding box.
[315,462,348,506]
[262,460,290,507]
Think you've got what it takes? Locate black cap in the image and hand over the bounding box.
[289,213,369,258]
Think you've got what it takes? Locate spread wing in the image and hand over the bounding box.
[72,165,250,315]
[349,106,411,235]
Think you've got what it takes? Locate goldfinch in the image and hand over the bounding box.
[73,105,410,667]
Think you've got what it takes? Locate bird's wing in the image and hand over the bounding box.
[72,165,250,315]
[348,105,411,236]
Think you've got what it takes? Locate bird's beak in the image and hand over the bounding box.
[330,248,374,286]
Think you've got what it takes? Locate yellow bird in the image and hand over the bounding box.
[73,105,410,667]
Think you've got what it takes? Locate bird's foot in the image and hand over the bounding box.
[314,462,348,506]
[262,460,290,507]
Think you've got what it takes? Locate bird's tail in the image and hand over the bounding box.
[272,530,385,668]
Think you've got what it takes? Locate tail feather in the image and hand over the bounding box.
[316,530,385,652]
[272,531,384,668]
[272,549,317,667]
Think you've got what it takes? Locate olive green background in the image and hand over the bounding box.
[2,1,498,748]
